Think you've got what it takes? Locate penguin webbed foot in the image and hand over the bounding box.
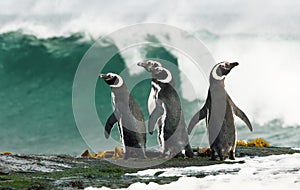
[138,149,147,159]
[173,152,184,158]
[229,150,236,160]
[136,154,147,159]
[217,151,225,161]
[210,149,217,161]
[184,145,194,158]
[159,152,167,158]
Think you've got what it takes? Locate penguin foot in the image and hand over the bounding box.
[229,150,235,160]
[185,145,194,158]
[174,152,184,158]
[159,152,167,158]
[138,151,147,159]
[210,149,216,161]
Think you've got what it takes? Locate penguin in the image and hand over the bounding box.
[99,73,147,160]
[188,61,253,160]
[138,61,194,158]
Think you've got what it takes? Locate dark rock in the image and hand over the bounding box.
[0,146,299,189]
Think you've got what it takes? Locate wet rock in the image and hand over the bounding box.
[0,146,299,189]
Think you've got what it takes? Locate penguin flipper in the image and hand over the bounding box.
[105,112,118,139]
[233,106,253,132]
[187,91,211,135]
[187,108,207,134]
[129,95,145,122]
[228,95,253,132]
[148,100,164,135]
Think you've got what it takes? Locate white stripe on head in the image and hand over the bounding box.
[157,67,172,83]
[211,64,225,80]
[107,73,124,88]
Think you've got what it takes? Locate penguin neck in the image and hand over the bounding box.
[209,77,226,98]
[153,79,171,89]
[152,78,175,88]
[111,84,129,97]
[210,76,225,88]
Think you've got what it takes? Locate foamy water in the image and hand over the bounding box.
[86,154,300,190]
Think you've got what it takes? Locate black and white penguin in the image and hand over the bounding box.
[138,61,193,158]
[188,61,253,160]
[99,73,147,160]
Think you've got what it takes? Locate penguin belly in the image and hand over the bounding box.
[119,116,147,159]
[210,103,236,160]
[159,104,187,157]
[158,103,167,154]
[155,83,191,157]
[113,96,146,159]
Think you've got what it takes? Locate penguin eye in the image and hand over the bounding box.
[148,60,155,65]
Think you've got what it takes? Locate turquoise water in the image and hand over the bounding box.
[0,32,299,155]
[0,32,91,154]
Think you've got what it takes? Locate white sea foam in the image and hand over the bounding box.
[86,154,300,190]
[1,0,299,38]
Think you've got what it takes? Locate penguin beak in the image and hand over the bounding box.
[219,61,239,76]
[225,62,239,70]
[230,62,239,68]
[99,74,109,80]
[137,61,146,67]
[137,61,151,72]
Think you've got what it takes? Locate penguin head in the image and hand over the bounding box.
[99,73,124,88]
[211,61,239,80]
[137,60,162,72]
[150,66,172,83]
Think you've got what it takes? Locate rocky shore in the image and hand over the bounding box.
[0,146,299,189]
